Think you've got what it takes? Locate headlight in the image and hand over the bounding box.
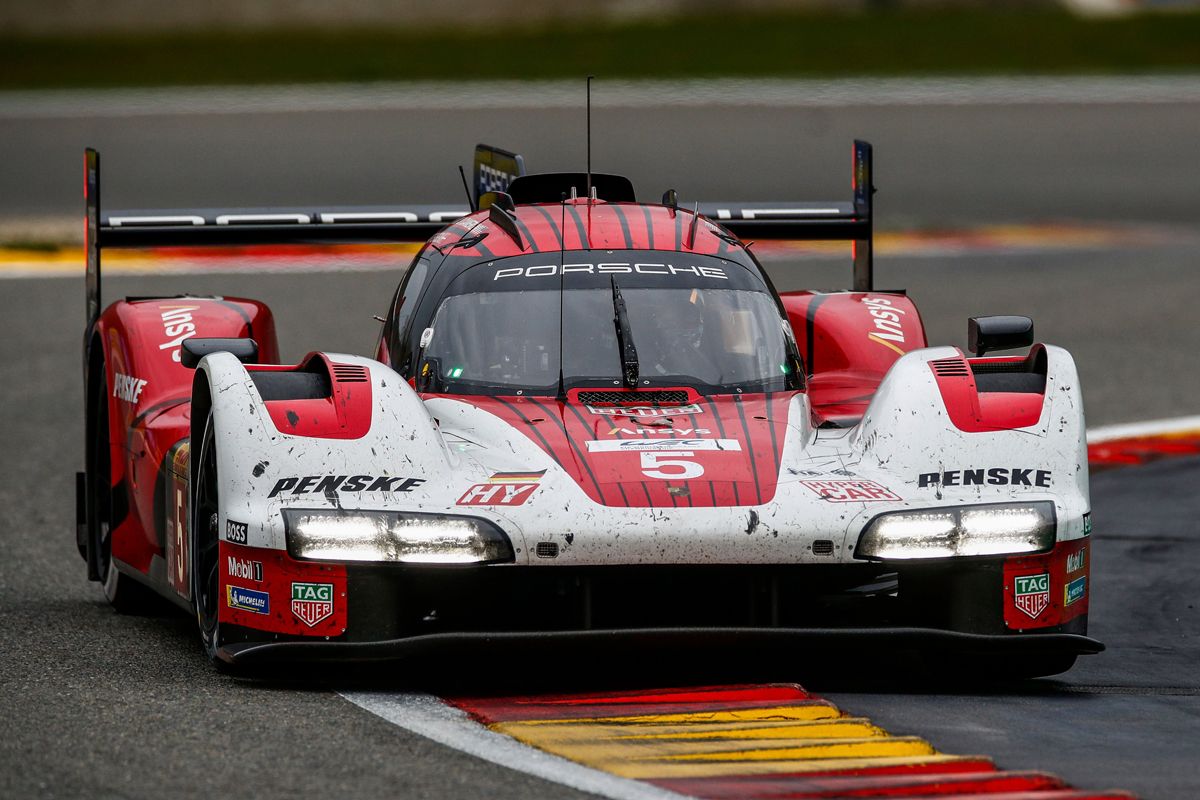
[855,502,1055,560]
[284,509,514,564]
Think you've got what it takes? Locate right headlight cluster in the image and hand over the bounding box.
[855,501,1056,560]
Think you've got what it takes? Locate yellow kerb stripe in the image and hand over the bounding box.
[493,718,884,745]
[601,754,990,781]
[505,702,841,726]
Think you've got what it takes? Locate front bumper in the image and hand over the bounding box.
[218,626,1103,668]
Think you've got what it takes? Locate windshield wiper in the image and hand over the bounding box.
[610,276,640,390]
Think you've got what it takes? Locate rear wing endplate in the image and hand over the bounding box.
[697,140,875,292]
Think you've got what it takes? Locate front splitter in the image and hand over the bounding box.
[219,626,1103,669]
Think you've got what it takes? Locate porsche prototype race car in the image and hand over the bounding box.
[78,142,1098,675]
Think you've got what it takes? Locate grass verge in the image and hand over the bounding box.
[2,8,1199,90]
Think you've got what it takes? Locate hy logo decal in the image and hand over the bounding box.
[458,470,545,506]
[1014,573,1050,619]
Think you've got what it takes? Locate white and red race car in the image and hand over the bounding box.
[78,143,1097,675]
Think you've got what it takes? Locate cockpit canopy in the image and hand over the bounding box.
[417,251,802,396]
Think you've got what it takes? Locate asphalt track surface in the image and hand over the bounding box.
[1,87,1198,798]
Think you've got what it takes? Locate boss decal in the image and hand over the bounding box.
[1013,573,1050,619]
[112,372,148,404]
[800,480,901,503]
[226,556,263,583]
[291,582,334,627]
[493,263,727,281]
[917,468,1051,488]
[225,519,248,544]
[227,585,269,615]
[268,475,427,498]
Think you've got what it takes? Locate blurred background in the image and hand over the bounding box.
[3,5,1200,799]
[2,0,1199,424]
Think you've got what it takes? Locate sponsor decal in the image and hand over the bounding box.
[458,470,544,506]
[268,475,426,498]
[227,556,263,583]
[459,483,538,506]
[226,585,269,615]
[1066,546,1087,575]
[863,296,907,353]
[1065,575,1087,606]
[587,403,703,418]
[291,582,334,627]
[487,470,546,483]
[1013,573,1050,619]
[225,519,248,544]
[158,305,200,362]
[477,162,516,194]
[167,482,189,598]
[917,468,1051,488]
[607,426,712,436]
[493,263,728,281]
[800,480,902,503]
[112,372,148,404]
[585,438,740,453]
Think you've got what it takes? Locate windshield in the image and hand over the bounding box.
[418,254,799,395]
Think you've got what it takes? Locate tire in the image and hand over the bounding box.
[191,410,226,665]
[88,358,161,614]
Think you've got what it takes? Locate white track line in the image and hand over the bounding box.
[1086,415,1200,443]
[339,691,690,800]
[3,76,1200,119]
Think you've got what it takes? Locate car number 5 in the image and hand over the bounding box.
[640,451,704,480]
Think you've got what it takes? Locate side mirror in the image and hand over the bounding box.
[416,356,443,393]
[968,316,1033,356]
[181,337,259,369]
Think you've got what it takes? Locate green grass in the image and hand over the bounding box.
[3,8,1199,89]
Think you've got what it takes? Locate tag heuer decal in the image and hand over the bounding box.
[1013,573,1050,619]
[291,582,334,627]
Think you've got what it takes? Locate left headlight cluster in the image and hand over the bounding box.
[284,509,515,564]
[855,501,1056,561]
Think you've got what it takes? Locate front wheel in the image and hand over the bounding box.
[191,411,225,664]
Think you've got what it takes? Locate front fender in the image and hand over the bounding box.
[852,344,1089,541]
[195,352,455,551]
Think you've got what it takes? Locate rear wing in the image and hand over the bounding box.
[84,140,875,331]
[82,147,470,331]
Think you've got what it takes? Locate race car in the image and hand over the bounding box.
[78,142,1099,676]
